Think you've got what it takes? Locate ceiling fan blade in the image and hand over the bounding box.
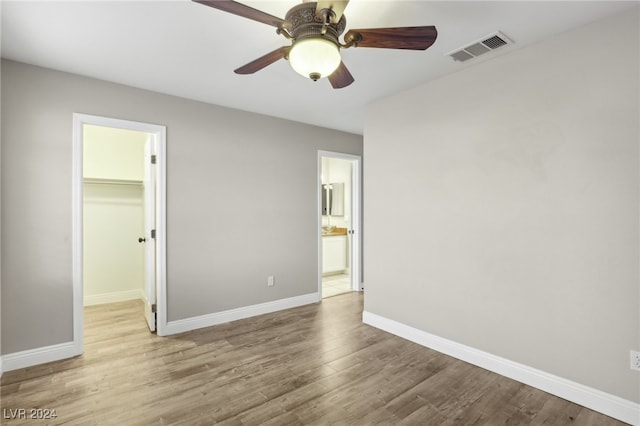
[193,0,289,29]
[345,26,437,50]
[234,47,290,74]
[315,0,349,23]
[328,61,354,89]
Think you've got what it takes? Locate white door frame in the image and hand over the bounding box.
[72,113,167,355]
[318,151,362,296]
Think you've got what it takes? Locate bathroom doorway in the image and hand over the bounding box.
[318,151,362,298]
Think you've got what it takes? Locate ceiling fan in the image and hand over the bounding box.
[193,0,438,89]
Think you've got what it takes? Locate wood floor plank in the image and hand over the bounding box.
[0,294,629,425]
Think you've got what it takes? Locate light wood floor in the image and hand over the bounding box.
[1,294,627,425]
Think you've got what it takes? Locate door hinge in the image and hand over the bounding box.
[151,229,156,239]
[151,303,157,313]
[151,155,157,164]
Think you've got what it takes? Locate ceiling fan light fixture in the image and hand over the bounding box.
[289,37,341,81]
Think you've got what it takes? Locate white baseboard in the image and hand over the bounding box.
[164,292,320,336]
[362,311,640,426]
[84,289,143,306]
[2,341,82,373]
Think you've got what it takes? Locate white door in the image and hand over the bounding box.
[348,158,361,291]
[142,137,157,331]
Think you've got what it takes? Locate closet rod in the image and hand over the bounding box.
[83,178,143,186]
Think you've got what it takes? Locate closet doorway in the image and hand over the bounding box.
[72,114,167,355]
[318,151,362,298]
[83,125,147,310]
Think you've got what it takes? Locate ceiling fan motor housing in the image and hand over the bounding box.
[286,2,346,47]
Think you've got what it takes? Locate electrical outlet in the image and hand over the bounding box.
[631,350,640,371]
[267,276,275,287]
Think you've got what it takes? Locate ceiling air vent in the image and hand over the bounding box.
[448,31,513,62]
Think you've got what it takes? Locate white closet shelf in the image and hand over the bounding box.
[83,177,143,186]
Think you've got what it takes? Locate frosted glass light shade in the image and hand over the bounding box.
[289,38,341,80]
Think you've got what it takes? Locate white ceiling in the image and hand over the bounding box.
[1,1,636,135]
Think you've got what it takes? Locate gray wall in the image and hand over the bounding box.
[0,0,3,370]
[364,9,639,403]
[1,59,362,354]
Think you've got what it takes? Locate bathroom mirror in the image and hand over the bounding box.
[321,182,344,216]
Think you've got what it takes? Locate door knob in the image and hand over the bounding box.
[138,237,146,243]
